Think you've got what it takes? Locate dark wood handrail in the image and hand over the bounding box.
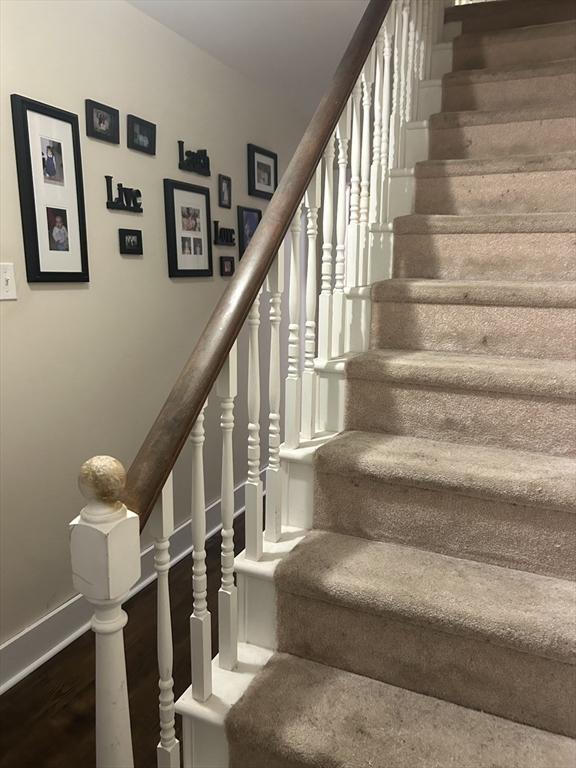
[124,0,392,527]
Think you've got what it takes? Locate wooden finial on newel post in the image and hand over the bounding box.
[70,456,141,768]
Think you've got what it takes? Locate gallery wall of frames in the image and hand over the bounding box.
[11,94,280,283]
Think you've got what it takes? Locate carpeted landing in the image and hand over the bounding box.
[226,0,576,765]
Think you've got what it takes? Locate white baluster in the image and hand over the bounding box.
[388,0,402,172]
[246,290,263,561]
[423,0,434,80]
[397,0,411,168]
[358,51,375,288]
[265,247,284,543]
[332,105,351,358]
[369,31,384,227]
[217,345,238,670]
[149,473,180,768]
[419,0,428,82]
[345,81,362,291]
[190,402,211,702]
[405,1,417,127]
[284,203,303,450]
[302,165,322,440]
[379,12,394,223]
[70,456,140,768]
[318,136,334,360]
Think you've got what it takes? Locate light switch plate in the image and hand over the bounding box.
[0,263,17,300]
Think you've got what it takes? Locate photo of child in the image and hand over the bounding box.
[93,109,111,135]
[193,238,203,256]
[47,208,69,251]
[256,161,271,187]
[41,138,64,185]
[181,207,201,232]
[181,237,192,255]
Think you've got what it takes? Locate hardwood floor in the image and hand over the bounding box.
[0,515,246,768]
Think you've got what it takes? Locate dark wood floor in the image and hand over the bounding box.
[0,516,245,768]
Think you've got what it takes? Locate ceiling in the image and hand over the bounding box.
[128,0,369,119]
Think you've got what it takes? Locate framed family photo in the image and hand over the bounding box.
[11,94,89,282]
[219,256,235,277]
[218,174,232,208]
[237,205,262,258]
[127,114,156,155]
[85,99,119,144]
[119,228,143,255]
[247,143,277,200]
[164,179,213,277]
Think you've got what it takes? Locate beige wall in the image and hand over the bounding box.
[0,0,305,643]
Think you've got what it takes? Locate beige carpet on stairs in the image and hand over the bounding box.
[226,1,576,765]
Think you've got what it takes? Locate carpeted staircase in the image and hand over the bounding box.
[226,1,576,765]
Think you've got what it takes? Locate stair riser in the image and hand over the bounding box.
[455,3,576,34]
[371,303,576,359]
[314,473,576,581]
[442,73,576,113]
[278,593,576,737]
[393,232,576,281]
[345,379,575,457]
[453,30,576,70]
[414,170,576,215]
[429,116,576,160]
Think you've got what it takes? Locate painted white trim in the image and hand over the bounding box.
[0,474,263,695]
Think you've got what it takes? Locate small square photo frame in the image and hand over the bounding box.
[247,143,277,200]
[218,174,232,209]
[85,100,119,144]
[127,114,156,155]
[164,178,213,277]
[219,255,235,277]
[119,228,143,255]
[237,205,262,258]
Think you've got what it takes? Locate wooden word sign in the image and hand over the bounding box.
[213,221,236,246]
[178,141,211,176]
[105,175,143,213]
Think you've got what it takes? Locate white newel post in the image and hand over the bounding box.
[265,248,284,543]
[332,104,351,358]
[217,345,238,670]
[70,456,140,768]
[317,138,335,370]
[190,402,212,702]
[284,203,303,450]
[246,289,263,561]
[302,166,322,440]
[149,473,180,768]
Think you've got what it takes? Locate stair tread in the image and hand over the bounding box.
[371,278,576,307]
[316,430,576,511]
[430,102,575,129]
[456,18,576,46]
[415,150,576,177]
[346,348,576,398]
[227,652,576,768]
[444,57,576,86]
[394,211,576,234]
[275,530,576,662]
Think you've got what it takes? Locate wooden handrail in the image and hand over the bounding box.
[123,0,393,527]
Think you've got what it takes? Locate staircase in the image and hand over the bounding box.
[225,2,576,766]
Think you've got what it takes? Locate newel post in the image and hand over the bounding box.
[70,456,141,768]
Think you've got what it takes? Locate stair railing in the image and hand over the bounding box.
[68,1,452,765]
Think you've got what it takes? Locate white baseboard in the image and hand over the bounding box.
[0,474,261,696]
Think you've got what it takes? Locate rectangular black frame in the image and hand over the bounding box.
[237,205,262,258]
[119,228,143,255]
[218,174,232,208]
[164,178,213,277]
[11,94,89,283]
[219,256,235,277]
[247,143,278,200]
[85,99,119,144]
[127,114,156,155]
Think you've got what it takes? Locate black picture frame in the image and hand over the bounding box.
[237,205,262,258]
[219,256,235,277]
[11,94,89,283]
[119,228,143,255]
[164,179,213,277]
[127,114,156,155]
[218,174,232,208]
[247,143,278,200]
[85,99,119,144]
